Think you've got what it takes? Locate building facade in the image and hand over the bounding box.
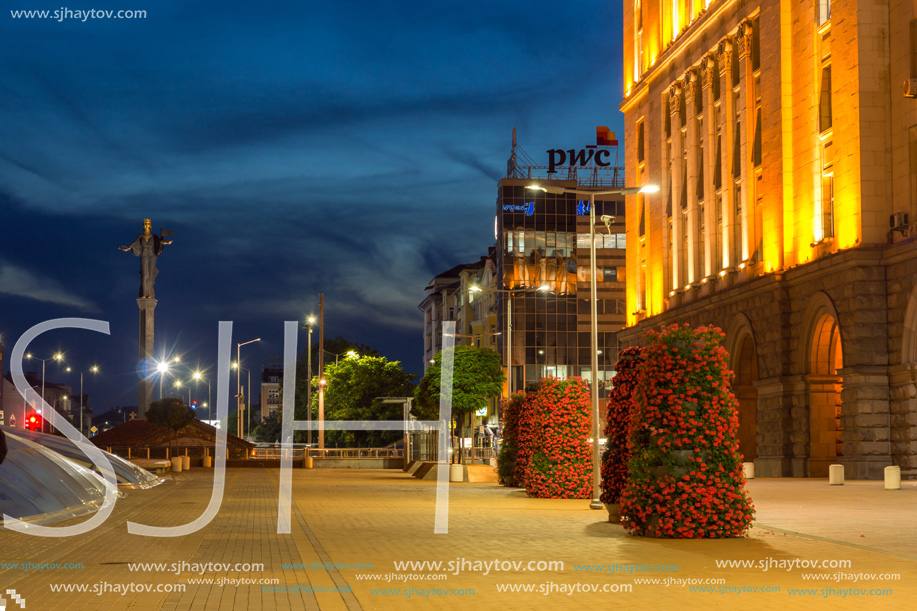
[621,0,917,478]
[495,178,626,397]
[260,356,284,418]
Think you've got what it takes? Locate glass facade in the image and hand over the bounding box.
[495,179,626,396]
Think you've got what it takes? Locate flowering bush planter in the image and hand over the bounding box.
[601,347,644,507]
[620,325,754,538]
[525,378,592,499]
[513,393,538,488]
[497,392,527,486]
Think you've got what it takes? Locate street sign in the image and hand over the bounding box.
[90,426,98,433]
[8,415,16,428]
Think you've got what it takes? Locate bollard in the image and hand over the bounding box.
[743,462,755,479]
[305,456,314,469]
[202,455,213,468]
[450,463,464,483]
[828,464,844,485]
[171,456,183,473]
[181,455,190,471]
[884,465,901,490]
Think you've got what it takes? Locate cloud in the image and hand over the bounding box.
[0,259,98,311]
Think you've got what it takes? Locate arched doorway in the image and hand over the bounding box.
[733,335,758,462]
[808,313,843,477]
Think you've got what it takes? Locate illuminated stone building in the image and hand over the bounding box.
[620,0,917,478]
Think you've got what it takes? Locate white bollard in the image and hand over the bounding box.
[450,463,464,483]
[828,464,844,485]
[181,455,191,471]
[171,456,183,473]
[743,462,755,479]
[884,465,901,490]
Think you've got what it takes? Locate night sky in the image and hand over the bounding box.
[0,0,625,413]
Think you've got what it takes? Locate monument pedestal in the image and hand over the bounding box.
[138,298,157,418]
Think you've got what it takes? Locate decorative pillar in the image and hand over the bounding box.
[137,298,157,418]
[717,39,735,271]
[684,69,699,284]
[669,83,685,291]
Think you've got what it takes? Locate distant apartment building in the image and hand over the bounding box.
[260,356,284,418]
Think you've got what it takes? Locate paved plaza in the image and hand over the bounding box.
[1,467,916,610]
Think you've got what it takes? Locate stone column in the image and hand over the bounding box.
[669,83,685,291]
[754,375,806,477]
[717,39,735,271]
[837,365,893,479]
[684,69,699,284]
[137,298,157,418]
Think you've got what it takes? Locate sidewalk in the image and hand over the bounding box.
[1,468,915,610]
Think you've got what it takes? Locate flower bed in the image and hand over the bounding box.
[620,325,754,538]
[525,377,592,499]
[600,347,644,505]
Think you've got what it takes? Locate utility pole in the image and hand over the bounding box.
[318,293,325,450]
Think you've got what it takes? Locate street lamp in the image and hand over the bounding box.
[65,364,99,436]
[25,351,64,433]
[526,182,659,510]
[156,360,171,399]
[302,316,317,446]
[231,362,253,437]
[469,284,549,398]
[192,370,210,416]
[235,338,261,438]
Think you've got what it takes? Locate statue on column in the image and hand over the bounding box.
[119,218,174,299]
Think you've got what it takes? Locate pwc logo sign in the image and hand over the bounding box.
[547,126,618,174]
[503,202,535,216]
[1,589,25,611]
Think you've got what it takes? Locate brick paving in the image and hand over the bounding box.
[1,468,916,610]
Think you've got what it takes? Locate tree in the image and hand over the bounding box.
[413,345,505,463]
[252,411,282,443]
[146,397,195,458]
[309,354,416,447]
[294,336,381,443]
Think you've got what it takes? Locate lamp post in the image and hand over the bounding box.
[302,316,317,446]
[25,351,63,433]
[526,183,659,510]
[191,370,210,418]
[235,338,261,438]
[66,364,99,436]
[469,285,548,397]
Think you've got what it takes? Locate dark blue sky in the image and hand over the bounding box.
[0,0,625,412]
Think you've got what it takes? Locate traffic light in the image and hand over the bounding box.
[25,414,42,431]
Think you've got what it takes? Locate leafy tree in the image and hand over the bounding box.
[413,346,505,463]
[146,397,195,457]
[309,354,415,447]
[252,411,282,443]
[294,336,381,443]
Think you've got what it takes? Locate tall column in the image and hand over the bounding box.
[717,39,736,271]
[684,69,699,283]
[137,298,157,418]
[669,83,685,291]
